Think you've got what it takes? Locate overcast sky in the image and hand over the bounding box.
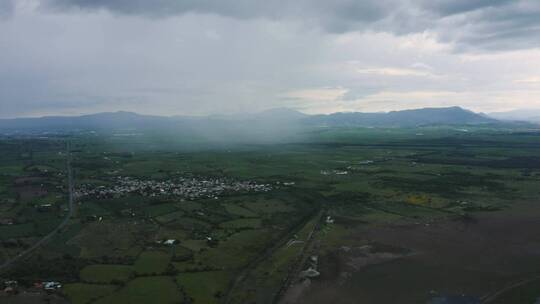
[1,0,540,118]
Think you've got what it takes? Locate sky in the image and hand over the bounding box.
[1,0,540,118]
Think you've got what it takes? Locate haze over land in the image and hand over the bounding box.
[1,0,540,117]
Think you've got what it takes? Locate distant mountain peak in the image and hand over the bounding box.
[0,106,500,132]
[303,106,496,127]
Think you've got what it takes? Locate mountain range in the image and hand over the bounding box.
[0,107,503,133]
[304,107,496,127]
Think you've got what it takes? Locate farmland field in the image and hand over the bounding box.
[80,264,133,283]
[1,127,540,303]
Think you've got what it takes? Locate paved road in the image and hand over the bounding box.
[0,142,74,273]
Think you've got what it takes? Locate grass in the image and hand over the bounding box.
[134,250,171,275]
[72,221,143,258]
[172,260,197,272]
[223,203,258,217]
[63,283,117,304]
[220,218,262,229]
[94,276,182,304]
[178,201,202,211]
[181,240,208,252]
[0,223,35,240]
[197,229,272,269]
[155,210,186,224]
[80,264,133,283]
[245,198,294,214]
[0,165,25,176]
[4,128,540,304]
[78,201,112,217]
[143,203,178,217]
[177,271,231,304]
[246,237,304,299]
[317,223,352,254]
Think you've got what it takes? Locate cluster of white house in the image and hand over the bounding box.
[75,176,272,200]
[2,280,62,295]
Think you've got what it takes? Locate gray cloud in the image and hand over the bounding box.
[40,0,398,37]
[40,0,540,51]
[42,0,392,22]
[0,0,14,18]
[421,0,514,16]
[1,0,540,118]
[437,1,540,51]
[43,0,281,18]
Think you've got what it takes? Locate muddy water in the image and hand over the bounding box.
[295,202,540,304]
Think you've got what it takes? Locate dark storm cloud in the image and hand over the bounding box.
[42,0,390,21]
[2,0,540,118]
[41,0,395,31]
[0,0,14,18]
[41,0,540,51]
[421,0,514,16]
[43,0,278,18]
[438,1,540,51]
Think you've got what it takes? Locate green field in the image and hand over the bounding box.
[63,283,118,304]
[223,203,258,217]
[80,264,133,283]
[177,271,231,304]
[220,218,262,229]
[1,127,540,303]
[134,250,171,275]
[94,277,182,304]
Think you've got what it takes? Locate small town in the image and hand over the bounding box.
[75,176,273,200]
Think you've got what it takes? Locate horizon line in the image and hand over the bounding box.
[0,105,506,120]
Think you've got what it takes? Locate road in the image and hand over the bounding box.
[274,211,324,304]
[222,209,321,304]
[0,142,75,273]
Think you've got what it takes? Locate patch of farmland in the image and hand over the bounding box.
[177,271,231,304]
[93,277,181,304]
[223,203,258,217]
[177,200,202,211]
[174,216,212,231]
[63,283,117,304]
[0,223,35,240]
[244,199,294,214]
[155,210,185,224]
[15,185,48,201]
[0,165,25,176]
[134,250,171,275]
[69,222,143,258]
[80,264,133,283]
[181,240,208,253]
[220,218,262,229]
[143,203,178,217]
[197,229,272,269]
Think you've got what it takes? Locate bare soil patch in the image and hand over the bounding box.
[296,202,540,304]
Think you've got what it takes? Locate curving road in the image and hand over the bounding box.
[0,142,74,273]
